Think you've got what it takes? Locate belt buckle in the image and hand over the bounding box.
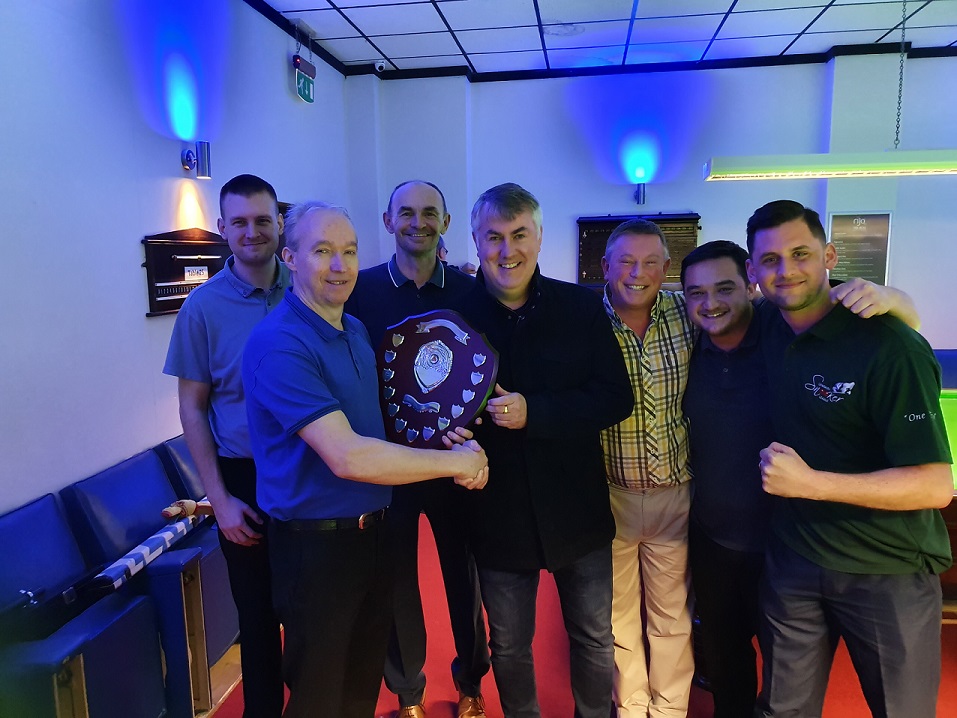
[358,511,373,530]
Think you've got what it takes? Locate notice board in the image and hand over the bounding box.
[828,212,891,285]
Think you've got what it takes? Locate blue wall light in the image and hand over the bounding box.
[116,0,229,143]
[165,53,199,142]
[182,141,212,179]
[619,131,660,185]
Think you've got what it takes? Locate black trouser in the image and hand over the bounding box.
[688,521,764,718]
[217,457,284,718]
[384,479,490,706]
[269,514,394,718]
[755,536,942,718]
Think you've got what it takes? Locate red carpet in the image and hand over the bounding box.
[215,516,957,717]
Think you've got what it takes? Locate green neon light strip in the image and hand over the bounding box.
[941,389,957,488]
[704,151,957,181]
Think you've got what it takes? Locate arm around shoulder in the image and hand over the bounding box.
[829,278,920,330]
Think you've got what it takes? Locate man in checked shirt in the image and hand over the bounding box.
[600,219,695,718]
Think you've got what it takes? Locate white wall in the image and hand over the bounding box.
[467,66,830,281]
[0,0,349,513]
[358,57,955,347]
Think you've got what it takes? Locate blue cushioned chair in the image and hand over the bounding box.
[152,437,241,667]
[61,448,239,718]
[0,494,167,718]
[155,434,206,501]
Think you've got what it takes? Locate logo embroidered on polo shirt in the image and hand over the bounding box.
[804,374,855,403]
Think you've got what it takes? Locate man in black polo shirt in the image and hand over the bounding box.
[345,180,489,718]
[746,200,953,718]
[681,241,772,718]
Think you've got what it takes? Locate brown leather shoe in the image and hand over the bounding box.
[457,692,486,718]
[397,703,426,718]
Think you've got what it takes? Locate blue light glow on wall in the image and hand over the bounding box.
[165,54,198,141]
[115,0,229,142]
[619,132,660,183]
[564,72,715,185]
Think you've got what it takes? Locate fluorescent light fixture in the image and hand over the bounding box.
[703,150,957,181]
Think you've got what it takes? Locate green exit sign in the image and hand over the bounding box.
[296,69,314,103]
[293,54,316,104]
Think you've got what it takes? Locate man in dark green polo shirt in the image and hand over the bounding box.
[746,199,953,718]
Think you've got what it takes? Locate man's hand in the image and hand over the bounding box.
[450,440,489,490]
[210,494,264,546]
[830,278,920,329]
[486,383,528,430]
[441,425,474,448]
[759,442,819,499]
[829,278,892,318]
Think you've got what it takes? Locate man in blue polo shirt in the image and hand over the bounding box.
[243,201,489,718]
[164,173,287,718]
[346,180,488,718]
[746,200,953,718]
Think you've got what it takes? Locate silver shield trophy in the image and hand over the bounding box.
[377,309,499,448]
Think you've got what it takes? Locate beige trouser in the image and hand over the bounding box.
[609,482,693,718]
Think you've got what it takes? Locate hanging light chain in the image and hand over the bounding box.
[895,0,907,150]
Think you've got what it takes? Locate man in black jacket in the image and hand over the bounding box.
[455,183,634,718]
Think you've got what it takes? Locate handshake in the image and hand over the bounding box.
[449,439,488,490]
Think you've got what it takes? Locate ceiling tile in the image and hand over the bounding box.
[543,20,631,48]
[721,6,824,38]
[898,24,957,46]
[547,45,626,68]
[810,3,909,33]
[909,0,957,27]
[734,0,827,9]
[438,0,539,30]
[283,9,360,39]
[261,0,957,74]
[341,3,445,36]
[785,28,884,53]
[373,31,462,58]
[334,0,431,7]
[390,54,470,70]
[537,0,634,24]
[625,40,711,63]
[269,0,332,10]
[319,36,383,62]
[631,15,725,44]
[456,25,542,53]
[635,0,734,18]
[469,50,547,72]
[831,0,905,5]
[703,33,794,59]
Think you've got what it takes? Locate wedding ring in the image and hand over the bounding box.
[504,405,509,414]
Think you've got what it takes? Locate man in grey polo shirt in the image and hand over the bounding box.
[164,174,288,718]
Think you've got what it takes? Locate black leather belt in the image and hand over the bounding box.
[277,508,386,532]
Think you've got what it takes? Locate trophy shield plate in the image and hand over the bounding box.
[377,309,499,449]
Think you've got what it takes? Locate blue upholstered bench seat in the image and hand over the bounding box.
[0,494,167,718]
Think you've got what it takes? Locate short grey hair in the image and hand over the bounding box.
[283,201,351,251]
[470,183,542,234]
[604,218,670,260]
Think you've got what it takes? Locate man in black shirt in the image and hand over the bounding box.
[681,241,771,718]
[345,180,489,718]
